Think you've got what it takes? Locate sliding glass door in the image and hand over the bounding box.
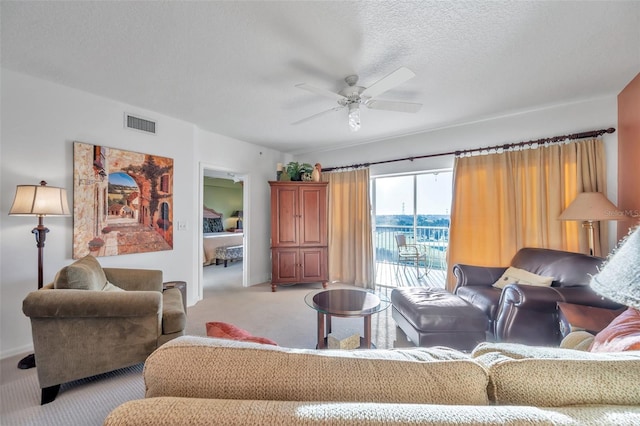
[372,171,452,285]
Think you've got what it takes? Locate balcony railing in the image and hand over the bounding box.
[374,225,449,271]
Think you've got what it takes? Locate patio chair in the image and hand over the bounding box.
[395,234,428,279]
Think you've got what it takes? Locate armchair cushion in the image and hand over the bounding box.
[492,267,554,289]
[53,254,107,291]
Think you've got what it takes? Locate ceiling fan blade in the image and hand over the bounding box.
[361,67,416,99]
[291,106,345,125]
[366,99,422,113]
[295,83,346,101]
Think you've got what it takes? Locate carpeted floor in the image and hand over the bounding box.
[0,262,410,425]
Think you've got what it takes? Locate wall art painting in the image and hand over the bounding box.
[73,141,174,258]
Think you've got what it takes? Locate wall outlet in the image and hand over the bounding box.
[177,221,187,231]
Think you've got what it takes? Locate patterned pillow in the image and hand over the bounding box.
[203,217,224,233]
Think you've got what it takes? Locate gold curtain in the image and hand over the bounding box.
[446,138,607,291]
[322,168,374,288]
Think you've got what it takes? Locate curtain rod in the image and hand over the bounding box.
[322,127,616,172]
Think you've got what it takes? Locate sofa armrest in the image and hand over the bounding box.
[453,264,506,290]
[501,285,622,312]
[103,268,163,292]
[499,284,564,312]
[495,284,623,346]
[23,289,162,318]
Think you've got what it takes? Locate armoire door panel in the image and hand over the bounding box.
[272,186,299,246]
[299,185,327,246]
[300,248,328,281]
[272,249,299,282]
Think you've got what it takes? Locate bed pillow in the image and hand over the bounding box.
[211,217,224,232]
[492,266,554,290]
[203,217,224,233]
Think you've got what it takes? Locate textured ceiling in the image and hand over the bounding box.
[2,1,639,154]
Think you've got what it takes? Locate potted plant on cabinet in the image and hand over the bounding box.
[285,162,313,181]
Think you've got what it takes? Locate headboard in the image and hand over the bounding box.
[203,206,224,233]
[203,206,223,219]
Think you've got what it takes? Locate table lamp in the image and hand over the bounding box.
[232,210,243,230]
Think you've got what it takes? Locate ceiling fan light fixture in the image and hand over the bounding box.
[293,67,421,130]
[348,103,360,132]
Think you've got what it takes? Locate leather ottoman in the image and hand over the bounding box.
[391,288,488,351]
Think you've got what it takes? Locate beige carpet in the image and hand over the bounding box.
[0,261,408,425]
[188,262,405,350]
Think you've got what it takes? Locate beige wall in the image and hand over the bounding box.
[203,177,243,230]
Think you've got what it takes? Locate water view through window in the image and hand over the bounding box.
[372,171,453,286]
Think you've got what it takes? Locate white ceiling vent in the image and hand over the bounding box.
[124,113,156,135]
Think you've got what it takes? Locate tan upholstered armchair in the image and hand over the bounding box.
[22,255,186,404]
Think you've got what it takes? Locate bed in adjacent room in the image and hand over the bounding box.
[203,206,243,266]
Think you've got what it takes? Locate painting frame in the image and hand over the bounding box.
[73,141,174,258]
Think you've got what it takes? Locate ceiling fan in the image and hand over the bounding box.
[292,67,422,132]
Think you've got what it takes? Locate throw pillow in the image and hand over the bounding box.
[203,218,224,233]
[102,281,125,292]
[492,266,554,290]
[590,307,640,352]
[206,321,278,346]
[54,255,107,291]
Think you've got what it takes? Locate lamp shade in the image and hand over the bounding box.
[9,181,71,216]
[591,226,640,310]
[559,192,619,221]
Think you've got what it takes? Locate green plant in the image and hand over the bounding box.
[285,162,313,181]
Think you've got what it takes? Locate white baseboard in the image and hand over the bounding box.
[0,343,33,360]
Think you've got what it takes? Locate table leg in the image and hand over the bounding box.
[326,314,332,335]
[364,315,372,348]
[317,311,326,349]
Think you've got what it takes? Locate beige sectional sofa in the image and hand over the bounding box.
[104,335,640,425]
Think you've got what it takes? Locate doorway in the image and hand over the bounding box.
[198,164,248,302]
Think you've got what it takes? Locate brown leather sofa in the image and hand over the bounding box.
[453,248,623,346]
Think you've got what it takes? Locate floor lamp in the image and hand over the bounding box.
[9,180,71,369]
[559,192,619,256]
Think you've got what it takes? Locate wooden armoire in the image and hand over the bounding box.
[269,181,329,292]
